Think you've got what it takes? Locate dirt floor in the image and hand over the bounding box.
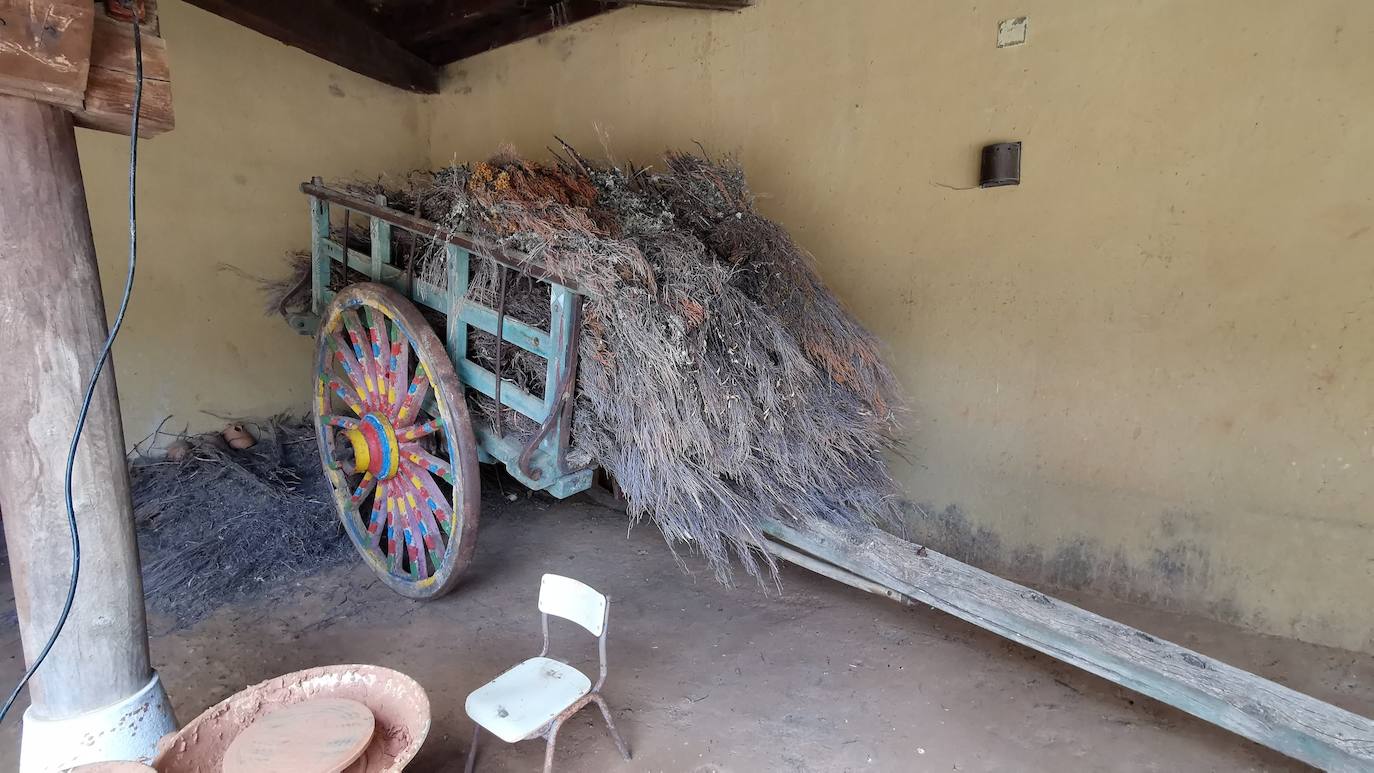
[2,495,1372,772]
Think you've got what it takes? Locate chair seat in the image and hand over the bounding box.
[466,657,593,743]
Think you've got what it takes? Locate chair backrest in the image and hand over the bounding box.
[539,574,607,637]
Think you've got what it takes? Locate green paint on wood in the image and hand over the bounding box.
[472,424,591,498]
[309,192,330,315]
[445,244,469,365]
[369,194,390,281]
[459,301,551,356]
[456,358,547,421]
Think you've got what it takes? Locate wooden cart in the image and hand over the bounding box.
[297,179,1374,770]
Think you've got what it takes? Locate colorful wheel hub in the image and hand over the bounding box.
[343,413,401,480]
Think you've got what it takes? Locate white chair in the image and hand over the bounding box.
[464,574,632,772]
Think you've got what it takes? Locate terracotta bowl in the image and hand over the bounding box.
[152,664,430,773]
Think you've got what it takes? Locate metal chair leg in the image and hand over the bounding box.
[543,719,563,773]
[591,693,631,761]
[465,723,480,773]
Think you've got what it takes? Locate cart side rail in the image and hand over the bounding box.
[301,180,588,295]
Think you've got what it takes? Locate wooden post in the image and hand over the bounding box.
[0,93,165,756]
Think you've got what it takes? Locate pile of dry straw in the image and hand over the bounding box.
[130,417,352,625]
[315,146,907,581]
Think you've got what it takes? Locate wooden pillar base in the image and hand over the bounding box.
[20,672,176,771]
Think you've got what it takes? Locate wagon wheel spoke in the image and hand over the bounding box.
[387,319,409,418]
[394,366,431,426]
[342,310,384,410]
[403,477,445,577]
[323,414,360,430]
[327,333,370,402]
[396,419,440,444]
[349,472,377,506]
[401,460,455,537]
[384,485,402,574]
[366,489,387,547]
[324,376,367,418]
[365,308,392,403]
[399,443,455,485]
[401,496,427,581]
[398,464,451,566]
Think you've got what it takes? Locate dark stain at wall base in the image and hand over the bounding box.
[906,503,1250,632]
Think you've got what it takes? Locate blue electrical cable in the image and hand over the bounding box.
[0,11,144,725]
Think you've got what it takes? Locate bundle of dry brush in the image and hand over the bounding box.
[284,146,907,582]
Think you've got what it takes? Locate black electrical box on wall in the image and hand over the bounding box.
[980,142,1021,187]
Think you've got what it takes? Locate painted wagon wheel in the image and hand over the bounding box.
[313,283,480,599]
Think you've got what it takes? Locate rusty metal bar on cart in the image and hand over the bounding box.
[300,181,589,296]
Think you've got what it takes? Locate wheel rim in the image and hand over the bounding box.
[314,283,479,598]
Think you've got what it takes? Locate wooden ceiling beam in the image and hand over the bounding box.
[413,0,613,66]
[182,0,442,92]
[619,0,750,8]
[379,0,521,47]
[412,0,752,66]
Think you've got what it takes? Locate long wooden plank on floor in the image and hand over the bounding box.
[761,519,1374,772]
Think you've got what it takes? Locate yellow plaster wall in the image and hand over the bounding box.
[79,0,1372,652]
[426,0,1374,651]
[77,0,429,447]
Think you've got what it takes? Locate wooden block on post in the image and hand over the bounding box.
[89,13,167,80]
[101,0,159,32]
[73,13,173,137]
[0,0,94,109]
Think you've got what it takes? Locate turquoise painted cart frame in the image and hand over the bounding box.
[299,179,593,499]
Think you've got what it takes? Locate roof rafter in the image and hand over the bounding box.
[183,0,443,92]
[620,0,750,8]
